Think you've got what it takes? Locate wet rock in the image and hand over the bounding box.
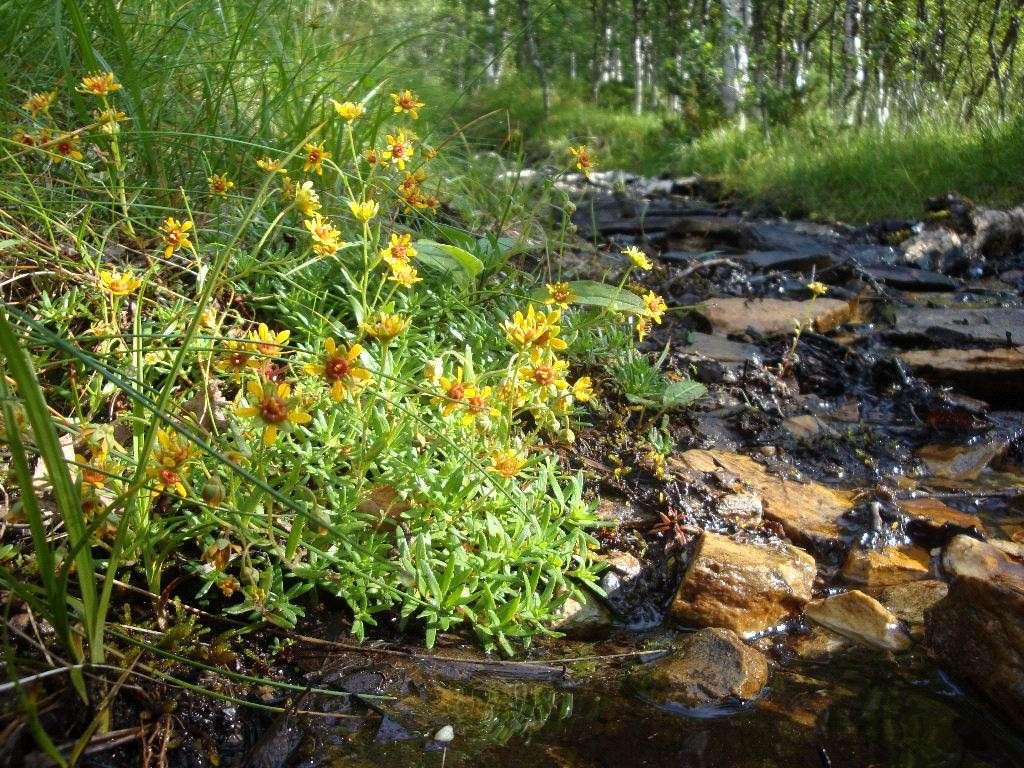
[638,627,769,708]
[552,591,613,636]
[880,579,949,630]
[792,626,851,659]
[917,441,1007,481]
[670,531,816,635]
[804,590,912,651]
[858,264,958,291]
[782,414,836,441]
[679,332,762,366]
[900,348,1024,407]
[970,205,1024,259]
[897,497,986,538]
[900,229,966,273]
[926,573,1024,728]
[672,450,855,550]
[598,550,647,621]
[737,250,836,271]
[714,492,763,526]
[940,534,1024,582]
[573,197,716,237]
[841,545,931,587]
[889,306,1024,347]
[699,297,854,337]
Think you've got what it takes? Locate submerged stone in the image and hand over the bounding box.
[638,627,770,708]
[880,579,949,631]
[670,531,816,635]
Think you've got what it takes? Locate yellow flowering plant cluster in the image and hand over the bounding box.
[1,77,666,659]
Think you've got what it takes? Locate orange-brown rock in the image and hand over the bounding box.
[672,450,855,548]
[841,545,931,587]
[917,441,1007,481]
[670,532,816,635]
[699,297,853,336]
[897,497,986,534]
[804,590,912,651]
[900,348,1024,407]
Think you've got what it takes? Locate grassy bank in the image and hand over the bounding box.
[459,84,1024,223]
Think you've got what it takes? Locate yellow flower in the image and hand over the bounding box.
[383,130,415,170]
[461,385,499,426]
[388,261,422,288]
[434,366,468,416]
[496,378,529,408]
[568,144,594,178]
[13,130,38,148]
[146,428,194,497]
[572,377,594,402]
[235,379,312,446]
[78,72,122,97]
[248,323,291,361]
[304,213,343,256]
[807,281,829,298]
[331,99,365,121]
[623,245,652,270]
[490,448,527,479]
[636,316,651,342]
[257,156,286,174]
[99,268,141,296]
[53,133,83,163]
[208,172,234,196]
[379,232,416,265]
[304,338,372,401]
[302,142,331,175]
[643,291,667,324]
[23,91,56,116]
[502,304,568,352]
[519,353,569,400]
[218,337,258,378]
[390,89,424,119]
[291,180,321,216]
[364,148,381,165]
[362,312,410,342]
[348,198,379,223]
[544,282,576,308]
[162,217,194,258]
[94,107,127,134]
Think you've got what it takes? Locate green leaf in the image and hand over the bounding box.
[662,379,707,409]
[532,280,650,315]
[415,239,484,280]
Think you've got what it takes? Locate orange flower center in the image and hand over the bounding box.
[391,143,406,158]
[159,468,179,486]
[58,141,73,155]
[532,366,556,386]
[400,96,415,109]
[308,149,322,163]
[446,383,465,401]
[259,395,289,424]
[325,355,351,382]
[468,395,485,412]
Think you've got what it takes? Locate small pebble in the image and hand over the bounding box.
[434,725,454,743]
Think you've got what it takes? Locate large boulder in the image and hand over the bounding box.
[637,627,770,708]
[670,532,816,635]
[926,574,1024,728]
[804,590,912,652]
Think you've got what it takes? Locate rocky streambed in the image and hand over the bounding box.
[160,176,1024,767]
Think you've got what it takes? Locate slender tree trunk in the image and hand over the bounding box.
[632,0,645,114]
[485,0,501,83]
[517,0,550,114]
[721,0,750,125]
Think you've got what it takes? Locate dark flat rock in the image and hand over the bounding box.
[859,265,957,291]
[737,250,836,271]
[889,306,1024,347]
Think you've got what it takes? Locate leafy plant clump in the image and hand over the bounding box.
[1,73,668,659]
